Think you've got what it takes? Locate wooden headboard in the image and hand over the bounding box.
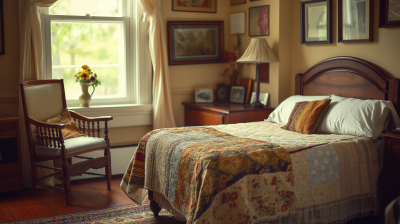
[295,56,400,114]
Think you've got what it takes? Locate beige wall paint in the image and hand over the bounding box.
[291,0,400,95]
[0,0,20,117]
[162,0,230,127]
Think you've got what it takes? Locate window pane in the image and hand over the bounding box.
[51,21,126,100]
[53,67,125,100]
[50,0,122,17]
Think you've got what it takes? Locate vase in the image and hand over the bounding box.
[79,83,95,107]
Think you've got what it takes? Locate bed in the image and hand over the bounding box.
[120,56,400,224]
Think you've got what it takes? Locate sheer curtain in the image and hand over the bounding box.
[18,0,58,187]
[138,0,176,129]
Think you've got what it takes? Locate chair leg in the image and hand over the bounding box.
[104,148,112,191]
[61,156,72,205]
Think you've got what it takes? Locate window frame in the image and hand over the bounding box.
[40,1,153,127]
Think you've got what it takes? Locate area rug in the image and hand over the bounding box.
[9,201,185,224]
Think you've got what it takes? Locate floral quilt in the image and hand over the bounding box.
[121,124,379,224]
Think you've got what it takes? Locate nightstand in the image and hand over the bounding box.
[183,102,274,126]
[382,132,400,209]
[0,117,23,193]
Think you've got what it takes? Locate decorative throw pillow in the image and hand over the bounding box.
[33,109,86,143]
[281,99,331,134]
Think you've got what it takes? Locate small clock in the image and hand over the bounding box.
[216,83,231,103]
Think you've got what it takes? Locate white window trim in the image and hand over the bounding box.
[40,1,153,127]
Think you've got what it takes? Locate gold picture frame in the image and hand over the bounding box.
[172,0,217,13]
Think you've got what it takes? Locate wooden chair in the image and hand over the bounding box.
[20,79,113,205]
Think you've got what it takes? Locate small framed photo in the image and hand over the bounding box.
[250,92,269,105]
[338,0,373,42]
[195,88,213,103]
[216,83,231,103]
[249,5,270,36]
[379,0,400,27]
[230,86,246,104]
[231,0,246,5]
[172,0,216,13]
[300,0,332,44]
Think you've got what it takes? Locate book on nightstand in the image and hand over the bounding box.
[240,78,254,104]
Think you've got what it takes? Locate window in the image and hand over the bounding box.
[43,0,151,107]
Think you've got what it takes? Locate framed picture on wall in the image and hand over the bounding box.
[167,21,224,65]
[300,0,332,44]
[249,5,270,36]
[379,0,400,27]
[338,0,373,42]
[172,0,217,13]
[0,0,4,54]
[231,0,246,5]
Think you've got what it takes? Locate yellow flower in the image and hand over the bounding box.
[73,72,79,77]
[94,73,97,78]
[79,70,90,80]
[81,64,90,71]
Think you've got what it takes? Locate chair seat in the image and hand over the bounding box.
[35,136,107,158]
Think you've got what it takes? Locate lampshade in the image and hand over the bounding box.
[236,38,279,63]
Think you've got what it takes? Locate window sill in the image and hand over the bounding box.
[69,104,153,128]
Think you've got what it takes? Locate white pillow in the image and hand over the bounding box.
[318,95,400,138]
[265,95,331,125]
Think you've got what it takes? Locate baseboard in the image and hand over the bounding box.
[70,146,136,181]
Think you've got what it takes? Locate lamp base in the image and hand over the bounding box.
[250,102,265,108]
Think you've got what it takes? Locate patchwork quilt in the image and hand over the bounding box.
[121,122,379,224]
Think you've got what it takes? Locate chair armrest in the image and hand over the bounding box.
[69,110,113,122]
[27,117,65,148]
[28,117,66,129]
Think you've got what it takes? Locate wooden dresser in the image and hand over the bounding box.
[183,103,274,126]
[382,132,400,208]
[0,117,24,192]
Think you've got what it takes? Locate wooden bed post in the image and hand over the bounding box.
[148,191,161,217]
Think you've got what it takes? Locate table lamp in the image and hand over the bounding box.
[237,38,279,108]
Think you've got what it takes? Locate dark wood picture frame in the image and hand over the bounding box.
[172,0,217,13]
[230,86,246,104]
[231,0,246,5]
[249,5,270,36]
[338,0,373,42]
[167,21,224,66]
[216,83,231,103]
[379,0,400,27]
[0,0,4,54]
[300,0,332,44]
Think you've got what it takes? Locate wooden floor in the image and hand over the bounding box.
[0,175,135,222]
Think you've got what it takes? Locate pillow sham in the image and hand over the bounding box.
[317,95,400,138]
[282,99,331,134]
[265,95,331,125]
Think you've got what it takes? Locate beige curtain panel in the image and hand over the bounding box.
[18,0,59,187]
[139,0,176,129]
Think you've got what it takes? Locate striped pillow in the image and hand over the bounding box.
[282,99,331,134]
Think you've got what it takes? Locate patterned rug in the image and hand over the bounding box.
[9,201,185,224]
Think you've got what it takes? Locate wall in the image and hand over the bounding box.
[291,0,400,94]
[0,0,19,118]
[162,0,230,127]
